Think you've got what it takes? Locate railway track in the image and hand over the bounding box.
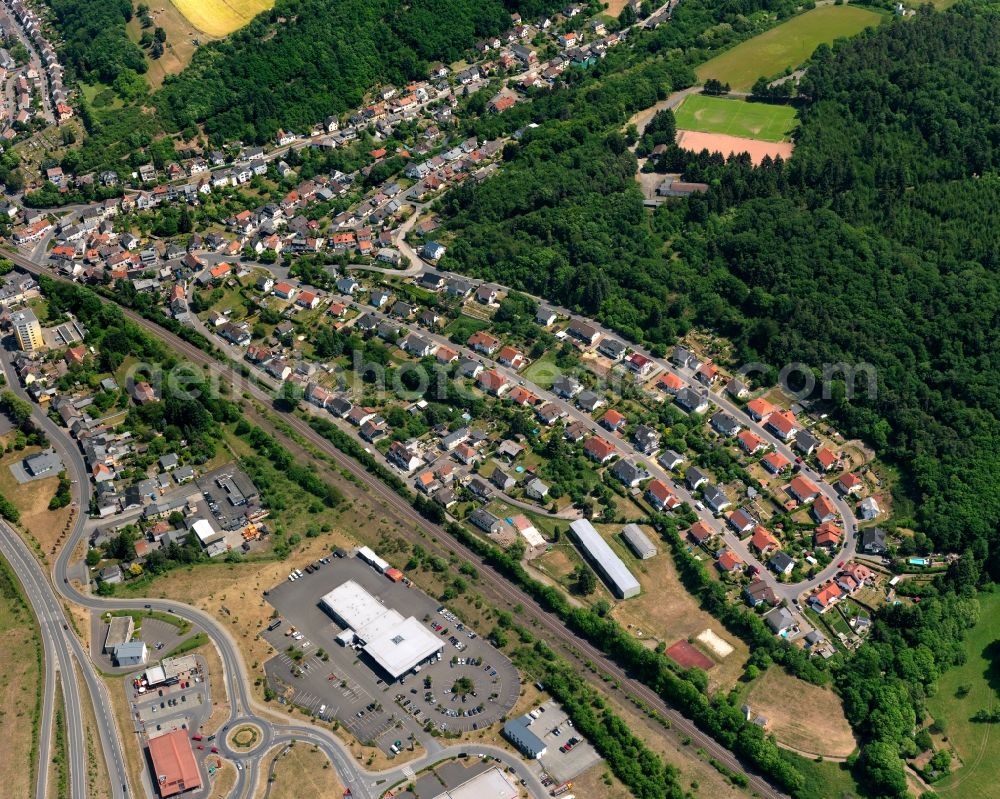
[9,252,788,799]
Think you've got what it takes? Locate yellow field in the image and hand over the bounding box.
[169,0,275,37]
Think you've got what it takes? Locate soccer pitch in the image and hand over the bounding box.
[674,95,797,143]
[169,0,275,37]
[696,5,884,92]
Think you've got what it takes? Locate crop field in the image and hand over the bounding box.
[674,95,797,142]
[169,0,275,37]
[696,5,885,91]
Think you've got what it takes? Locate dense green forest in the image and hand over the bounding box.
[46,0,144,83]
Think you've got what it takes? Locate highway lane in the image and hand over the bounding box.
[0,520,88,799]
[6,250,789,798]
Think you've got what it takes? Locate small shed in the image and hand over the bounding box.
[621,523,657,560]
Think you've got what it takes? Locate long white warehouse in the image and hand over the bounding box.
[569,519,641,599]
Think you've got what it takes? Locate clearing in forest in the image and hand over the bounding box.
[674,94,797,142]
[696,5,885,91]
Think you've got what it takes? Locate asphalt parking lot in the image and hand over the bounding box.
[261,551,520,751]
[534,700,602,784]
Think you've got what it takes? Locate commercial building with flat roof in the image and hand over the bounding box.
[320,580,442,680]
[621,523,657,560]
[113,640,147,667]
[569,519,641,599]
[147,729,202,797]
[432,767,519,799]
[103,615,134,654]
[190,518,223,547]
[364,616,443,680]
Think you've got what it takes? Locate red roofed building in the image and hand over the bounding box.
[766,409,799,441]
[814,521,842,549]
[273,281,296,299]
[584,436,617,464]
[147,729,202,797]
[496,346,525,369]
[296,290,320,309]
[688,520,713,544]
[788,475,820,503]
[208,262,231,280]
[478,369,509,396]
[489,95,516,113]
[626,352,654,377]
[717,550,744,573]
[746,397,775,422]
[812,495,838,524]
[508,386,539,406]
[646,478,679,511]
[750,525,780,555]
[737,429,767,455]
[600,409,626,432]
[468,330,501,355]
[815,447,839,472]
[656,373,684,395]
[761,451,791,474]
[837,472,863,496]
[809,582,844,612]
[842,561,874,583]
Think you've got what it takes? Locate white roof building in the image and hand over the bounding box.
[432,767,519,799]
[191,518,223,546]
[363,616,443,680]
[320,580,442,679]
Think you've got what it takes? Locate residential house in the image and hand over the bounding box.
[478,369,510,396]
[744,578,779,608]
[814,521,842,549]
[716,550,744,574]
[737,430,767,455]
[600,408,626,432]
[860,527,887,554]
[750,525,780,556]
[584,436,617,464]
[769,551,795,576]
[811,495,838,524]
[658,450,685,471]
[646,479,679,511]
[703,483,732,513]
[787,475,820,504]
[566,319,599,346]
[688,520,714,546]
[675,387,709,415]
[633,424,659,455]
[727,508,758,535]
[686,466,709,491]
[710,411,741,437]
[858,497,881,520]
[761,451,791,474]
[611,459,648,488]
[574,390,603,414]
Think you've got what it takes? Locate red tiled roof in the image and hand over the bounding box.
[147,730,202,797]
[584,436,617,460]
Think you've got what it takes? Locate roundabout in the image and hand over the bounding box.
[223,720,269,756]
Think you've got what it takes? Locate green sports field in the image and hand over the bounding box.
[696,5,885,91]
[674,95,797,142]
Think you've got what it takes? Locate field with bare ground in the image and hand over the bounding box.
[610,543,748,690]
[127,3,213,89]
[0,443,75,557]
[676,130,794,166]
[746,668,856,758]
[253,742,345,799]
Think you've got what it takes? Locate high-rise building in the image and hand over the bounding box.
[11,308,43,352]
